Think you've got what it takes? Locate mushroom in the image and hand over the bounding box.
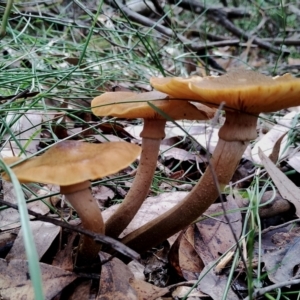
[91,91,215,238]
[2,140,141,265]
[120,69,300,253]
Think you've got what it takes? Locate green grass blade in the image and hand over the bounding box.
[0,160,44,300]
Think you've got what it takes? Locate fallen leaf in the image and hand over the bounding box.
[0,259,77,300]
[102,192,189,238]
[68,280,92,300]
[197,261,239,300]
[92,185,115,202]
[169,197,241,281]
[130,278,169,300]
[194,196,242,265]
[98,253,138,300]
[6,221,60,261]
[258,148,300,217]
[261,225,300,283]
[160,145,198,161]
[288,152,300,173]
[172,285,208,298]
[252,111,296,164]
[169,226,204,280]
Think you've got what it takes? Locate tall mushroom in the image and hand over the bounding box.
[91,91,215,238]
[2,140,141,265]
[121,69,300,253]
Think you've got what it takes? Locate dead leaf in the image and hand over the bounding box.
[52,231,77,271]
[288,152,300,173]
[258,148,300,217]
[252,111,296,164]
[92,185,115,202]
[0,259,77,300]
[172,285,208,298]
[3,110,42,156]
[6,221,60,261]
[69,280,92,300]
[169,226,204,280]
[160,145,198,161]
[0,182,51,230]
[130,278,169,300]
[197,262,239,300]
[98,253,138,300]
[195,196,242,265]
[261,225,300,283]
[102,192,189,238]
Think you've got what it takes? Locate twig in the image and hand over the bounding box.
[167,0,288,56]
[108,0,225,71]
[244,278,300,300]
[0,199,140,261]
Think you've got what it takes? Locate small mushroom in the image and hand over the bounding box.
[91,91,215,238]
[2,140,141,265]
[121,70,300,253]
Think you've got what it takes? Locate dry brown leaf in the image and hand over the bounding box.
[160,145,198,162]
[102,192,189,238]
[130,278,169,300]
[92,185,115,202]
[98,253,138,300]
[252,111,296,164]
[3,110,42,156]
[0,182,50,230]
[172,285,208,298]
[52,231,77,271]
[197,262,239,300]
[169,197,241,281]
[261,225,300,283]
[6,221,60,261]
[194,196,242,265]
[258,148,300,217]
[69,280,92,300]
[288,152,300,173]
[169,226,204,281]
[0,259,77,299]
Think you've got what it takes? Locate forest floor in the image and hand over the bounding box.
[1,0,300,299]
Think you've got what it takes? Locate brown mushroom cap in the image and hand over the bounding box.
[150,77,205,100]
[2,141,141,186]
[151,70,300,114]
[91,90,215,120]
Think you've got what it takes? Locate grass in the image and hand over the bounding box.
[1,0,300,299]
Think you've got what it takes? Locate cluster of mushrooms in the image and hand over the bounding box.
[3,69,300,266]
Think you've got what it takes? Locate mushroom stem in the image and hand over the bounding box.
[105,119,166,238]
[61,181,105,264]
[121,113,257,253]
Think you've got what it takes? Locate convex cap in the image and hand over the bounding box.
[2,141,141,185]
[150,70,300,113]
[91,90,215,120]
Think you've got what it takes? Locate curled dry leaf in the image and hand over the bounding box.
[252,111,297,164]
[169,196,242,281]
[169,225,205,281]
